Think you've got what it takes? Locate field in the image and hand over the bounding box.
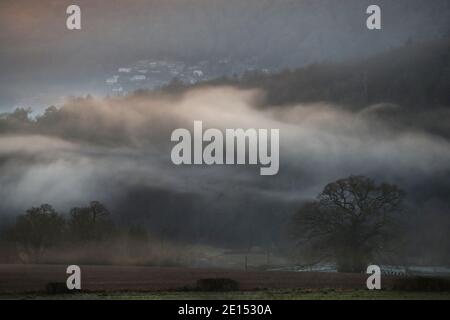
[6,290,450,300]
[0,264,449,300]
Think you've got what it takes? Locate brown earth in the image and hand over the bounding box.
[0,264,397,294]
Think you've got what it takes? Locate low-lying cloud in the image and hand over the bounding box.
[1,86,450,245]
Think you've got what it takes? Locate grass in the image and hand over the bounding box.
[3,289,450,300]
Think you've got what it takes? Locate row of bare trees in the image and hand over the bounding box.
[3,201,146,263]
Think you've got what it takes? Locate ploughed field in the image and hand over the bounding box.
[0,264,396,294]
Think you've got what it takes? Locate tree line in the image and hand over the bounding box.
[1,175,410,272]
[2,201,148,263]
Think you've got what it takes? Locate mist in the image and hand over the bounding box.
[0,85,449,255]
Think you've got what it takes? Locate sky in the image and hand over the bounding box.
[1,0,449,111]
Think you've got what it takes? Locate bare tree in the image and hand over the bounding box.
[68,201,116,242]
[291,176,405,272]
[8,204,65,263]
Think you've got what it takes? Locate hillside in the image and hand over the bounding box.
[182,39,450,110]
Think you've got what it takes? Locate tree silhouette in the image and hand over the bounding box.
[291,176,405,272]
[8,204,65,263]
[68,201,116,242]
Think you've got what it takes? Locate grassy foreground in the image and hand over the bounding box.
[4,289,450,300]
